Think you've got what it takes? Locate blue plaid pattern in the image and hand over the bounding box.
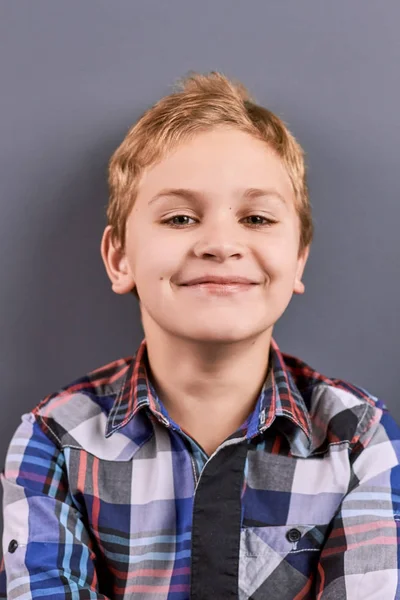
[1,337,400,598]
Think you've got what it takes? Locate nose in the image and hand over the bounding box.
[192,219,246,261]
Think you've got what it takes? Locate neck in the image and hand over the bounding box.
[143,325,273,455]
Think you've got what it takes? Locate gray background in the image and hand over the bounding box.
[1,0,399,557]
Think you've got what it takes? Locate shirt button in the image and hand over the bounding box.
[286,528,301,543]
[8,540,18,553]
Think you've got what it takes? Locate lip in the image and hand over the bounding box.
[181,282,257,296]
[180,275,259,285]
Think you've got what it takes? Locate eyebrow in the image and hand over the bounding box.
[148,187,287,206]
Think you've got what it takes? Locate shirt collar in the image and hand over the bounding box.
[250,338,313,456]
[105,337,313,456]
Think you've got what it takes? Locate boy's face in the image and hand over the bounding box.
[102,127,309,344]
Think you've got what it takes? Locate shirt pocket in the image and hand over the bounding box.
[242,523,327,556]
[239,524,328,600]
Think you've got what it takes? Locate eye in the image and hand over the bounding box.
[244,215,277,227]
[161,214,277,227]
[163,215,196,227]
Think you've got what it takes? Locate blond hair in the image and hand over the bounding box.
[107,70,313,257]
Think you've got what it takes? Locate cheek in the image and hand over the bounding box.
[260,241,299,281]
[131,241,181,285]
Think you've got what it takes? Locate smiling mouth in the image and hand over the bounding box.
[185,282,257,286]
[180,282,259,295]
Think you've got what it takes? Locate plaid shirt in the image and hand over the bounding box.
[1,337,400,599]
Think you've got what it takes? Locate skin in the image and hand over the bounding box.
[101,126,310,455]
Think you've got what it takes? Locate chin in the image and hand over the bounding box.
[176,323,267,344]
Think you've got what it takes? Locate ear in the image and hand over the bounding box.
[293,245,310,295]
[100,225,136,295]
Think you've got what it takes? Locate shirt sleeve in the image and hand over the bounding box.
[315,402,400,599]
[0,412,110,599]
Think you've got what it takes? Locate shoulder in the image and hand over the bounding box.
[282,350,397,451]
[29,356,133,449]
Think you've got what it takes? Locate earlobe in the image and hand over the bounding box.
[100,226,136,295]
[293,245,310,295]
[293,279,305,295]
[110,265,136,295]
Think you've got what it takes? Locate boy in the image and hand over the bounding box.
[1,71,399,599]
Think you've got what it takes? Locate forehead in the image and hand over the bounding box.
[137,127,295,202]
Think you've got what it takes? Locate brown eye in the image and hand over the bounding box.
[163,215,197,227]
[244,215,277,226]
[161,214,277,228]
